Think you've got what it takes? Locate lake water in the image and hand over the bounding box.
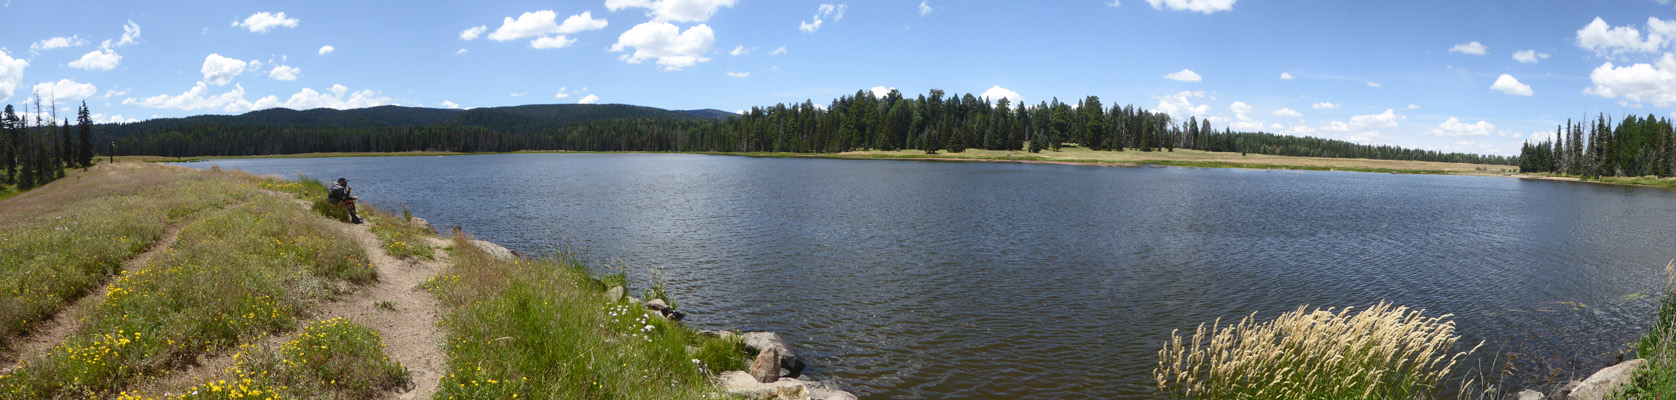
[181,153,1676,398]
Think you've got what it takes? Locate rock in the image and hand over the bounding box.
[645,298,670,312]
[700,330,740,341]
[604,286,625,302]
[743,332,805,378]
[410,217,432,231]
[468,240,516,260]
[1552,380,1581,400]
[665,310,685,321]
[751,347,781,383]
[1516,389,1545,400]
[1568,359,1645,400]
[801,380,860,400]
[716,371,858,400]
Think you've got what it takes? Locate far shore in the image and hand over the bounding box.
[125,148,1676,190]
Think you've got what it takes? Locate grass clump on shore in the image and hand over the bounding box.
[364,205,436,260]
[0,164,256,350]
[424,233,747,399]
[0,193,371,398]
[1155,301,1479,399]
[1613,262,1676,397]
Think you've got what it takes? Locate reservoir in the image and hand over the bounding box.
[182,153,1676,398]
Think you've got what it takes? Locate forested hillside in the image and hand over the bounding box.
[1517,114,1676,177]
[69,91,1514,165]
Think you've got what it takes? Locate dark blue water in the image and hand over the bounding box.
[182,153,1676,398]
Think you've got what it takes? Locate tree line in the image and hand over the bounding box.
[2,98,94,190]
[1517,114,1675,177]
[84,88,1513,165]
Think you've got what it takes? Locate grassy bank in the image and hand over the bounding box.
[715,147,1517,175]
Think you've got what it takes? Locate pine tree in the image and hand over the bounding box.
[77,102,93,168]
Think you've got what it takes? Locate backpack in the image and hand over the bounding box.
[328,185,347,201]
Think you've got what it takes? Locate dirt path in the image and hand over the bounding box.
[310,222,451,400]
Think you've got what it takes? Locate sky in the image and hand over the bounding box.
[6,0,1676,156]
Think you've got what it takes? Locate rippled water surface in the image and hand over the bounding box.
[184,153,1676,398]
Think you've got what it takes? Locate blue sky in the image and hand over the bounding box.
[5,0,1676,155]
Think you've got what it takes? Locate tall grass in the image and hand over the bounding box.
[0,164,257,350]
[362,205,436,260]
[1614,261,1676,397]
[424,233,747,399]
[1155,302,1480,399]
[0,193,371,398]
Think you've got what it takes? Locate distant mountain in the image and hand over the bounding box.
[94,103,733,138]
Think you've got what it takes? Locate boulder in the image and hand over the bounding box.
[665,310,685,321]
[743,332,805,378]
[604,286,626,302]
[1516,389,1544,400]
[468,240,516,260]
[751,347,781,383]
[410,217,432,231]
[1568,359,1645,400]
[700,330,740,341]
[645,298,671,312]
[1551,381,1580,400]
[716,371,857,400]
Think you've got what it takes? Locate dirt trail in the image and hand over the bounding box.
[311,221,451,399]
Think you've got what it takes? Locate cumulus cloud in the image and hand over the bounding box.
[127,83,396,113]
[1449,41,1487,55]
[578,94,600,104]
[1584,52,1676,106]
[93,114,140,124]
[1144,0,1235,14]
[554,87,573,98]
[980,85,1022,104]
[318,45,335,55]
[919,0,933,16]
[489,11,608,49]
[30,36,86,52]
[1163,69,1202,82]
[1152,91,1210,120]
[869,86,896,98]
[1366,81,1382,88]
[1279,72,1293,80]
[201,54,252,86]
[800,3,847,33]
[611,21,714,70]
[1490,74,1533,96]
[69,49,122,71]
[1408,104,1421,109]
[1272,108,1302,118]
[1228,101,1253,114]
[1311,102,1339,109]
[531,36,578,49]
[770,46,787,55]
[1428,117,1498,136]
[268,65,300,81]
[460,25,487,40]
[1576,17,1668,58]
[441,100,460,109]
[32,79,97,104]
[233,11,299,33]
[728,71,749,78]
[605,0,737,23]
[456,48,468,55]
[0,51,29,100]
[1319,109,1403,133]
[1513,49,1550,64]
[110,20,141,48]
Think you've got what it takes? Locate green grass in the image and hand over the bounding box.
[364,205,436,260]
[0,189,371,398]
[1612,263,1676,397]
[0,164,257,351]
[709,151,1460,175]
[424,234,748,400]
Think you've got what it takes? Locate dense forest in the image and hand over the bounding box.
[1516,114,1676,177]
[1,98,92,190]
[25,89,1519,166]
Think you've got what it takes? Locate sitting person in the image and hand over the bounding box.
[328,177,364,224]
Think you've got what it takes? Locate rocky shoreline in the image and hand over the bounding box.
[458,235,858,400]
[1516,358,1645,400]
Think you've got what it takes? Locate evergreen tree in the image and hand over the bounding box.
[1,105,14,185]
[78,102,93,168]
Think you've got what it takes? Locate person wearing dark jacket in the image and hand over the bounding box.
[329,178,363,224]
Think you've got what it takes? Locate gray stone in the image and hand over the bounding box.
[645,298,670,312]
[604,286,625,302]
[1516,389,1544,400]
[716,371,857,400]
[743,332,805,378]
[665,310,685,321]
[410,217,432,231]
[1568,359,1645,400]
[802,380,860,400]
[468,240,516,260]
[1552,380,1581,400]
[751,347,781,383]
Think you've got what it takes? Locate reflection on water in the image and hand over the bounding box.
[184,153,1676,398]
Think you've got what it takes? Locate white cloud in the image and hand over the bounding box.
[1512,49,1550,64]
[93,114,139,124]
[1584,52,1676,107]
[1449,41,1487,55]
[770,46,787,55]
[1279,72,1293,80]
[729,45,749,55]
[318,45,335,55]
[201,54,252,86]
[111,20,140,48]
[578,94,600,104]
[980,85,1021,104]
[919,0,933,16]
[1427,117,1501,137]
[456,48,468,55]
[1107,0,1121,6]
[126,82,392,112]
[800,3,846,33]
[1347,109,1401,128]
[0,51,28,101]
[1407,104,1420,109]
[233,11,299,33]
[728,72,750,78]
[441,100,460,109]
[1152,90,1210,120]
[1366,81,1381,87]
[32,79,97,104]
[554,87,575,99]
[611,21,714,70]
[1163,69,1202,82]
[531,36,578,49]
[124,83,246,111]
[68,49,122,71]
[1311,102,1339,109]
[869,86,896,97]
[605,0,737,23]
[30,36,85,52]
[1490,74,1533,96]
[460,25,487,40]
[1228,101,1253,114]
[98,88,129,100]
[1272,108,1302,118]
[1144,0,1235,14]
[510,92,527,97]
[1576,17,1665,58]
[268,65,300,81]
